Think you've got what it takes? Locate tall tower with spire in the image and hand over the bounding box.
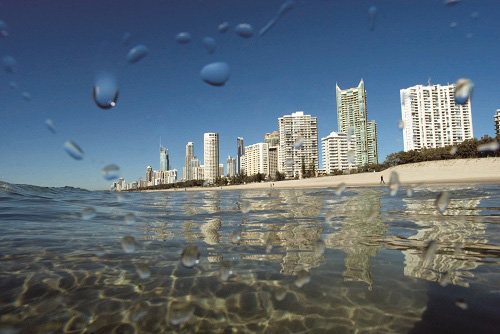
[160,138,169,171]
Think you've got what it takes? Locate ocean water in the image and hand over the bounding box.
[0,181,499,333]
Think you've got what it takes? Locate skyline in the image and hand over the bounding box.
[1,0,499,190]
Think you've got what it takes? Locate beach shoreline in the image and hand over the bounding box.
[139,158,500,192]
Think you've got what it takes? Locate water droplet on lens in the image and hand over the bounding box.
[21,92,31,101]
[0,19,8,37]
[347,127,355,143]
[450,22,458,28]
[259,0,294,37]
[93,73,118,109]
[368,6,377,31]
[64,140,84,160]
[230,230,241,243]
[471,11,479,19]
[406,185,414,197]
[477,140,499,152]
[127,44,149,63]
[465,32,473,39]
[265,238,273,253]
[200,62,230,87]
[314,239,325,257]
[121,236,137,253]
[45,119,56,134]
[2,55,16,73]
[444,0,461,6]
[235,23,254,38]
[122,32,131,45]
[81,207,96,220]
[239,200,251,214]
[202,37,217,55]
[294,135,305,149]
[388,171,400,196]
[181,245,200,268]
[218,22,229,33]
[101,164,120,181]
[8,81,17,90]
[136,263,151,279]
[169,301,195,326]
[455,299,468,310]
[274,287,287,301]
[294,269,310,288]
[423,240,438,265]
[176,32,192,44]
[398,120,405,130]
[125,213,136,225]
[218,260,232,281]
[435,191,450,214]
[449,146,458,155]
[130,301,148,322]
[454,78,473,105]
[334,183,346,196]
[439,271,451,287]
[95,247,105,257]
[347,150,355,164]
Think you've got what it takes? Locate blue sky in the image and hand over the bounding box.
[0,0,499,190]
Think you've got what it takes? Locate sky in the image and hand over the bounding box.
[0,0,499,190]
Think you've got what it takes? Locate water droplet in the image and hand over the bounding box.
[136,263,151,279]
[455,299,468,310]
[181,245,200,268]
[127,44,149,63]
[423,240,438,265]
[368,6,377,31]
[45,119,56,134]
[398,120,405,130]
[101,164,120,181]
[471,11,479,19]
[406,185,414,197]
[81,207,96,220]
[347,127,355,143]
[439,271,451,287]
[202,37,217,55]
[265,238,273,253]
[116,193,126,202]
[347,150,355,164]
[2,55,16,73]
[125,213,136,225]
[449,146,458,155]
[294,269,310,288]
[176,32,192,44]
[274,287,287,301]
[95,247,105,257]
[169,302,195,326]
[450,22,458,28]
[93,73,118,109]
[230,230,241,243]
[239,200,251,214]
[235,23,254,38]
[63,140,84,160]
[200,62,230,87]
[477,140,499,152]
[285,158,294,168]
[388,171,400,196]
[314,239,325,257]
[8,81,17,90]
[454,78,473,105]
[466,32,473,39]
[21,92,31,101]
[122,32,131,45]
[130,301,148,322]
[334,183,346,196]
[435,191,450,214]
[218,260,232,281]
[218,22,229,33]
[0,19,8,37]
[121,236,137,253]
[259,0,294,37]
[294,135,305,149]
[444,0,461,6]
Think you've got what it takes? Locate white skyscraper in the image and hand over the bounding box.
[400,84,474,151]
[278,111,319,178]
[227,156,236,177]
[494,109,500,136]
[322,132,356,174]
[244,143,270,176]
[184,142,194,180]
[204,133,219,184]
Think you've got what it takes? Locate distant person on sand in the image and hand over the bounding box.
[380,176,385,184]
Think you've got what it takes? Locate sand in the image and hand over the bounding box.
[144,157,500,192]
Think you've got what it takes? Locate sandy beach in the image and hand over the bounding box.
[144,157,500,192]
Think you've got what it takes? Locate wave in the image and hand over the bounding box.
[0,181,90,197]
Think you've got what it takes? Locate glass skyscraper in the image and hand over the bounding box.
[160,145,169,171]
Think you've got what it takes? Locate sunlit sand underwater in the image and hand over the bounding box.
[1,182,499,333]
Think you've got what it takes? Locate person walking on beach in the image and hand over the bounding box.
[380,175,385,184]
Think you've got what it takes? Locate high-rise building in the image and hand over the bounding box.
[400,84,474,151]
[494,110,500,136]
[336,79,378,166]
[184,142,194,180]
[244,143,270,176]
[160,145,169,171]
[240,154,246,175]
[278,111,319,178]
[322,132,357,174]
[264,131,280,147]
[146,166,153,186]
[237,137,244,175]
[204,133,219,184]
[268,146,279,178]
[193,164,204,181]
[227,156,236,177]
[219,164,224,178]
